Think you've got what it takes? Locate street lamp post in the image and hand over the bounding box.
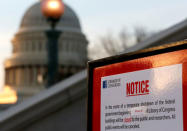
[41,0,65,87]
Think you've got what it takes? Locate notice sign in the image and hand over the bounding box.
[87,41,187,131]
[101,64,183,131]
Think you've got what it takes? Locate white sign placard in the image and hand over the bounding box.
[101,64,183,131]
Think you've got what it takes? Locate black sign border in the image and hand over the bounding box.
[87,40,187,131]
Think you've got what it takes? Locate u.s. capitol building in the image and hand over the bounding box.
[4,2,88,102]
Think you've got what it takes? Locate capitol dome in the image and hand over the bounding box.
[19,2,82,33]
[4,2,88,101]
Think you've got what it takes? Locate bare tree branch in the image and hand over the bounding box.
[134,26,147,43]
[119,29,128,49]
[100,33,122,56]
[89,26,152,59]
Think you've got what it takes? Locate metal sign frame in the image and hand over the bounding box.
[87,40,187,131]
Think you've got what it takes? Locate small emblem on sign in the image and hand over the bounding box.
[103,80,107,89]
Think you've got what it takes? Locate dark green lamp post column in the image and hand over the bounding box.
[41,0,65,87]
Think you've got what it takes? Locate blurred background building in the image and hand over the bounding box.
[4,2,88,102]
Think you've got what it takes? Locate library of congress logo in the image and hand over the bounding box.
[102,78,121,89]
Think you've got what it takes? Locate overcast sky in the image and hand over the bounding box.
[0,0,186,89]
